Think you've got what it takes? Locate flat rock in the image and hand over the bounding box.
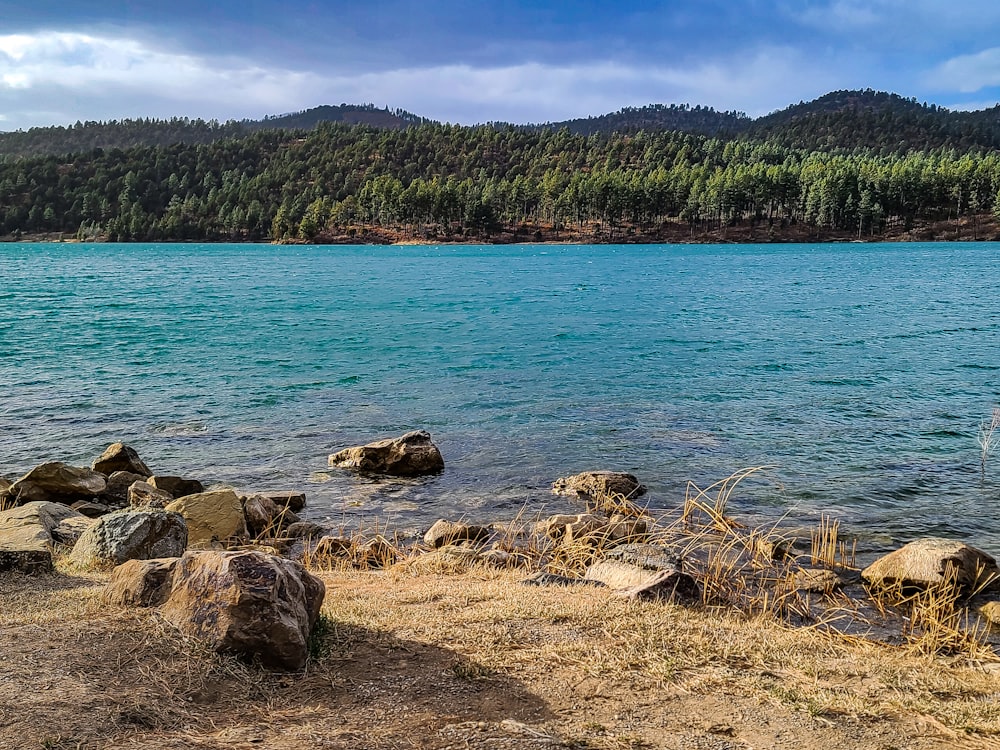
[7,462,107,504]
[861,538,999,592]
[423,519,491,548]
[165,489,246,548]
[552,471,647,500]
[604,543,683,572]
[585,559,699,602]
[794,567,844,593]
[92,442,152,477]
[69,508,188,569]
[520,571,607,587]
[148,475,205,499]
[161,550,326,671]
[103,557,179,606]
[0,502,93,573]
[328,430,444,476]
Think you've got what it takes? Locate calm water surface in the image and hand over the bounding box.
[2,242,999,557]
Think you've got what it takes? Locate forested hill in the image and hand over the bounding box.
[0,104,427,159]
[4,90,1000,159]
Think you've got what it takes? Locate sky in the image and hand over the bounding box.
[1,0,999,131]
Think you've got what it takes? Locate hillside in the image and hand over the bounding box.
[4,89,1000,160]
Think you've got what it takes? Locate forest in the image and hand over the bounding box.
[2,91,1000,243]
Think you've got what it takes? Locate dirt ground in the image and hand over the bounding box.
[2,567,999,750]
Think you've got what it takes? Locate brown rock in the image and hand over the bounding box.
[552,471,646,500]
[128,481,173,509]
[103,557,179,606]
[70,500,113,518]
[7,462,107,504]
[328,430,444,476]
[979,601,1000,626]
[0,502,93,573]
[537,513,608,541]
[862,538,999,592]
[794,567,843,593]
[284,521,325,539]
[148,475,205,499]
[261,491,306,513]
[102,471,148,505]
[92,443,152,478]
[423,519,491,548]
[243,494,300,537]
[161,550,326,670]
[165,489,246,548]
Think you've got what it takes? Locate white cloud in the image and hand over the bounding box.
[926,48,1000,93]
[0,29,848,129]
[794,1,883,31]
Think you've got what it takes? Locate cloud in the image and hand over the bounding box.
[0,28,849,130]
[926,48,1000,93]
[793,0,883,31]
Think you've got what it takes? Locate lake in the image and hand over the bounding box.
[2,242,998,557]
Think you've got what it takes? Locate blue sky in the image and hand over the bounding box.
[1,1,999,130]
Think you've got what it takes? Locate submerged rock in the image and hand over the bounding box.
[328,430,444,476]
[552,471,646,500]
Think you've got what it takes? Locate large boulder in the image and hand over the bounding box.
[7,462,107,505]
[165,489,246,548]
[328,430,444,476]
[552,471,647,500]
[148,475,205,499]
[103,557,179,606]
[92,443,152,478]
[0,502,93,573]
[161,550,326,671]
[861,538,1000,593]
[68,508,187,569]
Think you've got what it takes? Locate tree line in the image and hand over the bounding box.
[3,121,1000,243]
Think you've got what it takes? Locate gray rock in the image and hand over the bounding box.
[284,521,325,539]
[328,430,444,476]
[794,567,844,593]
[0,502,93,573]
[423,519,491,548]
[148,475,205,499]
[102,471,148,505]
[861,538,1000,593]
[520,571,607,587]
[128,480,173,509]
[92,442,152,477]
[69,508,188,569]
[552,471,647,500]
[604,543,683,572]
[7,462,107,504]
[161,550,326,671]
[103,557,179,606]
[585,559,699,602]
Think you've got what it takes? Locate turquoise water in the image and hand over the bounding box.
[2,242,999,555]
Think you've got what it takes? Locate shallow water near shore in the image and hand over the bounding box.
[2,241,999,558]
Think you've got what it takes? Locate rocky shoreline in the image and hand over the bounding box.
[3,432,1000,672]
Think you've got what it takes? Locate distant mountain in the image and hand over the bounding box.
[3,90,1000,159]
[533,103,752,136]
[249,104,432,131]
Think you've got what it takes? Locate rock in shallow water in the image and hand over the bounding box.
[92,442,152,478]
[551,471,646,501]
[861,538,999,593]
[328,430,444,476]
